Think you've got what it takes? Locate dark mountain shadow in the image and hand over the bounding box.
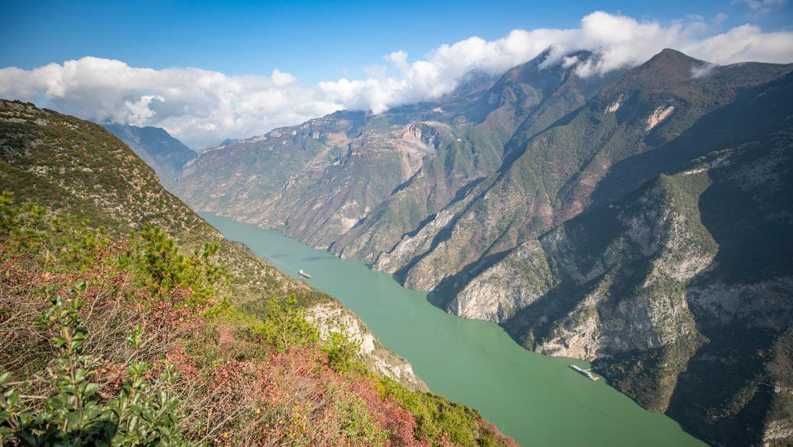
[665,323,778,447]
[665,126,793,445]
[427,248,513,308]
[591,70,793,209]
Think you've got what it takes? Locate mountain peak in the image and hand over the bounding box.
[608,48,709,92]
[656,48,689,58]
[641,48,706,74]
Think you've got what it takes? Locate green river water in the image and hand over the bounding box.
[204,214,705,447]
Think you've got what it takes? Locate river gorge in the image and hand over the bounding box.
[205,214,704,447]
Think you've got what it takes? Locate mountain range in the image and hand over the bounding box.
[162,48,793,446]
[0,99,515,445]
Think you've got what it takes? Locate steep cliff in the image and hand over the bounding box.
[380,50,791,296]
[454,70,793,445]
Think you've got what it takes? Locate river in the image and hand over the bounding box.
[204,214,704,447]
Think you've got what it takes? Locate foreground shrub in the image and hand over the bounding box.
[323,330,361,373]
[0,291,185,446]
[0,195,517,446]
[121,224,224,308]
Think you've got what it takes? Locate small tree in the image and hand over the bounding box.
[122,224,224,308]
[259,296,319,352]
[323,331,361,373]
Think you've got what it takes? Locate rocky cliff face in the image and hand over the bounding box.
[306,301,426,391]
[454,69,793,445]
[380,50,791,297]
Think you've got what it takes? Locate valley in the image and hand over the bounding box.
[3,4,793,444]
[204,213,705,447]
[172,48,793,446]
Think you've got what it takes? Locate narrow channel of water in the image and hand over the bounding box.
[205,214,704,447]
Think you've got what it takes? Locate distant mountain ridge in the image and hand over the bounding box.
[104,122,196,187]
[138,48,792,446]
[175,50,614,257]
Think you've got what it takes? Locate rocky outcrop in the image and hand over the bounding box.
[645,105,675,131]
[449,240,556,321]
[306,301,427,391]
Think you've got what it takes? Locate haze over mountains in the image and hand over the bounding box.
[135,47,793,446]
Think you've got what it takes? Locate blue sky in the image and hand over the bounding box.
[2,0,791,82]
[2,0,792,147]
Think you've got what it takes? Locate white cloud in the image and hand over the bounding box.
[124,94,164,125]
[683,25,793,64]
[691,62,718,78]
[0,57,340,147]
[1,11,792,147]
[270,69,296,87]
[734,0,787,14]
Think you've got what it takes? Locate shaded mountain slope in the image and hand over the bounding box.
[456,70,793,446]
[105,122,196,188]
[380,50,792,297]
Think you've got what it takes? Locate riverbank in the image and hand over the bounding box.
[204,213,705,447]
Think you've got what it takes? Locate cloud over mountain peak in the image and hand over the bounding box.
[2,11,791,147]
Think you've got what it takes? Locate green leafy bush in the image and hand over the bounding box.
[377,376,490,445]
[323,331,361,373]
[0,193,515,447]
[0,290,186,446]
[257,296,319,352]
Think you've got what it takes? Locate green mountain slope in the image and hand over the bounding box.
[0,100,515,446]
[174,51,610,262]
[331,50,613,264]
[380,50,792,296]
